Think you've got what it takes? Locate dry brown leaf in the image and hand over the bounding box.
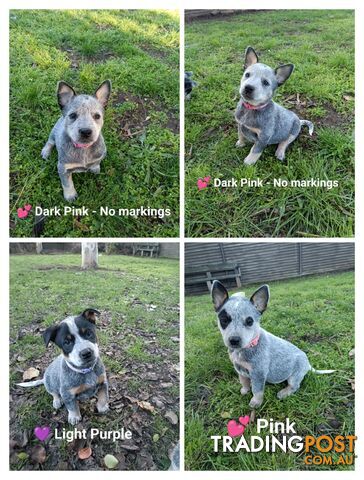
[23,367,40,381]
[78,446,92,460]
[165,410,178,425]
[30,445,46,464]
[137,401,155,413]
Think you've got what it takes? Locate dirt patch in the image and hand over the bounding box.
[185,10,270,23]
[139,44,168,60]
[9,311,179,470]
[62,47,117,68]
[300,333,326,343]
[283,93,352,129]
[113,92,179,138]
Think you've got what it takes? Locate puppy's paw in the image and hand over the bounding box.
[89,165,100,174]
[244,155,259,166]
[277,387,293,400]
[236,140,245,148]
[240,386,250,396]
[275,151,285,161]
[53,398,63,409]
[41,143,53,159]
[68,411,82,425]
[249,396,263,409]
[63,188,78,202]
[97,403,110,414]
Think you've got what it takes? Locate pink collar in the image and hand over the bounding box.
[243,101,269,111]
[244,334,260,348]
[73,142,93,149]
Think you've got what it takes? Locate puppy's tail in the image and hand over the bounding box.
[16,379,44,387]
[310,367,336,374]
[300,120,314,136]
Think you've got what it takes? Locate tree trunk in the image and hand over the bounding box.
[81,243,98,269]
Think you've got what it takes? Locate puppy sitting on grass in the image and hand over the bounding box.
[212,281,334,408]
[235,47,313,165]
[41,80,111,201]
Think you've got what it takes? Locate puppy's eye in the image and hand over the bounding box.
[69,112,77,120]
[245,72,250,78]
[85,330,92,338]
[94,113,101,120]
[218,311,231,330]
[262,79,269,87]
[64,337,72,345]
[245,317,254,327]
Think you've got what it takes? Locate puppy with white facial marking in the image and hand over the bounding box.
[212,281,335,409]
[41,80,111,201]
[17,309,109,425]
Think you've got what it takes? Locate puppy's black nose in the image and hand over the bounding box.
[80,348,93,360]
[244,85,255,95]
[79,128,92,138]
[229,336,241,348]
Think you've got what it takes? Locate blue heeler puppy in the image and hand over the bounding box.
[235,47,314,165]
[41,80,111,201]
[212,281,334,408]
[17,309,109,425]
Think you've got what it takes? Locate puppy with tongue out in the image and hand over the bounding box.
[41,80,111,201]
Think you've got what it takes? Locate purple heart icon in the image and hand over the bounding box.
[34,426,51,442]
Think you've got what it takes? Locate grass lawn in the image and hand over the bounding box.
[185,10,354,237]
[10,10,179,238]
[10,253,179,470]
[185,272,355,470]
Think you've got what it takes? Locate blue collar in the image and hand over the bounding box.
[65,359,96,374]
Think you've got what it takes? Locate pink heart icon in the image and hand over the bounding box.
[227,419,245,437]
[34,425,51,442]
[197,179,208,190]
[17,208,28,219]
[239,415,250,426]
[203,176,211,183]
[17,204,32,219]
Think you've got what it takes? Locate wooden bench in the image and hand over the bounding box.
[132,243,160,258]
[185,263,242,291]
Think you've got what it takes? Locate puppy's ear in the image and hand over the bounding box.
[57,81,76,109]
[244,46,259,69]
[250,285,270,313]
[275,64,294,86]
[82,308,101,324]
[43,325,59,347]
[212,281,229,311]
[94,80,111,107]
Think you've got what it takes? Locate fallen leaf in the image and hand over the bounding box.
[104,454,119,469]
[78,446,92,460]
[30,445,46,464]
[17,452,29,461]
[348,378,355,391]
[220,411,231,419]
[153,433,160,442]
[138,401,155,413]
[165,410,178,425]
[22,367,40,381]
[349,348,355,358]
